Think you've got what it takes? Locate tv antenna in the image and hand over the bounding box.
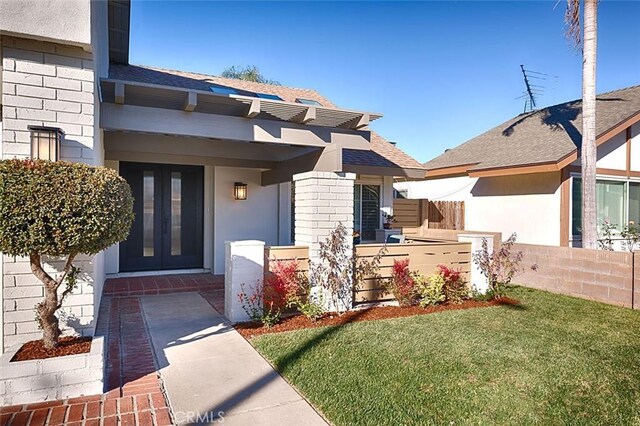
[518,65,547,113]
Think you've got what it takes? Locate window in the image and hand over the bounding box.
[354,184,380,241]
[256,93,283,100]
[295,98,322,106]
[209,85,239,95]
[571,177,639,237]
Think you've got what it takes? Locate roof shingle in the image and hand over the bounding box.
[424,85,640,172]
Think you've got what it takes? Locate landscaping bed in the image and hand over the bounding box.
[236,297,519,339]
[11,336,92,362]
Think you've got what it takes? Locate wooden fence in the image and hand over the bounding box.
[353,241,472,303]
[393,199,465,230]
[264,245,309,274]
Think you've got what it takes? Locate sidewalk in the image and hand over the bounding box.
[141,292,327,425]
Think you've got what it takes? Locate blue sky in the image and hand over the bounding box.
[129,1,640,163]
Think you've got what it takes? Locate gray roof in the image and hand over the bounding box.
[425,85,640,172]
[109,64,425,173]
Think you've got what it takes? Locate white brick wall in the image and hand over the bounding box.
[1,36,100,352]
[293,171,355,259]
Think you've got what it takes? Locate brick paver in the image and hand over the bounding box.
[1,274,224,426]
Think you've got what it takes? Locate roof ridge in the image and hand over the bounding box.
[527,83,640,114]
[130,64,323,95]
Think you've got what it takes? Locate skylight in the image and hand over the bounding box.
[256,93,283,101]
[296,98,322,106]
[209,85,239,95]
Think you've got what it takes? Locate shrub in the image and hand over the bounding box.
[310,223,385,313]
[472,233,535,299]
[0,159,133,348]
[438,264,468,304]
[417,272,445,307]
[385,259,418,307]
[238,281,281,328]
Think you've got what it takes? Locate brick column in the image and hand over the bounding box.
[294,172,355,311]
[293,171,355,258]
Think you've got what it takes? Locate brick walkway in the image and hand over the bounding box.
[1,274,224,426]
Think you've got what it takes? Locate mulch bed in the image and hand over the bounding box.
[236,297,520,339]
[11,336,92,362]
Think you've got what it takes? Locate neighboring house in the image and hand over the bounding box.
[402,85,640,247]
[0,1,424,352]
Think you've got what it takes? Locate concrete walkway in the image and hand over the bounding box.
[141,292,327,426]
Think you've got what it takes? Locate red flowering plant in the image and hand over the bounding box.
[436,264,468,304]
[385,258,418,307]
[237,259,306,327]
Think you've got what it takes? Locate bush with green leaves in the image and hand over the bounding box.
[0,159,134,348]
[417,272,445,307]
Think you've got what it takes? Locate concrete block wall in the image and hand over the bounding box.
[1,35,100,352]
[515,243,636,308]
[293,171,355,259]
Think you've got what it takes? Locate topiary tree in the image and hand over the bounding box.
[0,159,134,349]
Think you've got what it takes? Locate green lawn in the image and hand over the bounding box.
[252,287,640,425]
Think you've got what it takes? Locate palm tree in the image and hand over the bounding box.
[566,0,598,249]
[221,65,280,85]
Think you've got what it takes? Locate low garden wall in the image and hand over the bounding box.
[0,335,104,406]
[264,245,309,275]
[515,243,640,309]
[402,227,502,252]
[354,241,472,302]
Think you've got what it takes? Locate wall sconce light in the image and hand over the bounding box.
[234,182,247,200]
[28,125,63,161]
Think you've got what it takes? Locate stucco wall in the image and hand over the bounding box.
[0,0,92,49]
[466,172,562,246]
[630,123,640,172]
[595,131,627,170]
[213,167,280,274]
[1,36,101,351]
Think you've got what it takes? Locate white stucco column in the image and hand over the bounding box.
[294,172,355,311]
[224,240,265,323]
[458,234,493,294]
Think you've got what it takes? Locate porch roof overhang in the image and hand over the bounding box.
[100,78,381,130]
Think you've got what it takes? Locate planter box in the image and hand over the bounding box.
[0,336,104,406]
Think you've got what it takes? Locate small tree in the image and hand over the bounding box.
[0,159,134,349]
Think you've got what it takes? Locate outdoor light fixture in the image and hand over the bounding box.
[28,125,63,161]
[234,182,247,200]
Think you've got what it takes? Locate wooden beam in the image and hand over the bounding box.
[292,107,316,124]
[184,92,197,112]
[247,99,261,118]
[354,113,369,130]
[626,127,632,178]
[560,167,570,247]
[425,164,476,178]
[114,82,125,104]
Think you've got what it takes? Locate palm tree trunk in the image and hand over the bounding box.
[581,0,598,249]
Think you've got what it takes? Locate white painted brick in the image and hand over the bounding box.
[11,373,58,392]
[3,57,16,71]
[82,306,94,317]
[3,47,43,63]
[81,59,94,69]
[4,299,17,311]
[56,67,94,82]
[1,143,30,156]
[2,82,16,95]
[16,297,43,311]
[7,388,58,406]
[16,84,55,99]
[55,45,91,60]
[59,367,102,386]
[4,95,43,109]
[43,76,82,91]
[4,71,43,86]
[3,275,15,287]
[81,103,94,115]
[57,89,93,103]
[56,111,93,125]
[63,294,93,306]
[3,107,16,119]
[5,323,16,336]
[44,53,83,69]
[41,356,86,373]
[16,60,56,76]
[14,274,38,286]
[1,358,39,379]
[14,131,31,143]
[4,286,43,299]
[58,123,83,137]
[16,108,56,121]
[81,81,93,92]
[3,117,35,131]
[5,310,38,323]
[44,99,82,113]
[61,146,82,159]
[16,321,40,334]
